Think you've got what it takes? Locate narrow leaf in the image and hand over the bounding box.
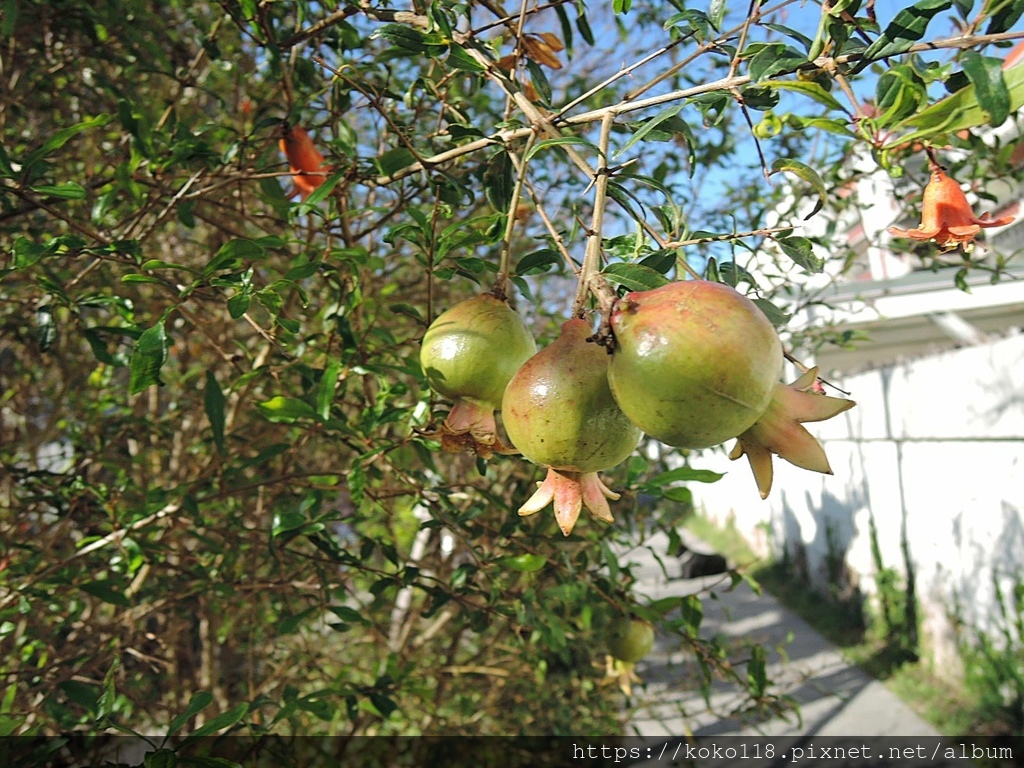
[771,158,828,219]
[80,580,131,607]
[129,319,169,395]
[614,105,683,159]
[204,371,226,453]
[515,249,561,275]
[30,182,87,200]
[854,0,953,72]
[179,703,248,745]
[961,50,1010,126]
[759,80,847,113]
[301,169,345,206]
[257,396,316,423]
[601,262,670,292]
[166,691,214,739]
[647,466,725,486]
[317,361,341,421]
[523,136,600,162]
[890,59,1024,146]
[447,44,485,72]
[777,235,824,274]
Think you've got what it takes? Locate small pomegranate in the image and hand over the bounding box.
[502,318,641,536]
[730,366,855,499]
[606,615,655,663]
[604,615,655,696]
[420,294,536,457]
[609,280,783,448]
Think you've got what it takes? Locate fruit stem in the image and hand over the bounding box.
[572,112,614,318]
[493,129,539,300]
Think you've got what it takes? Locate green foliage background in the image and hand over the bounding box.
[1,0,1021,739]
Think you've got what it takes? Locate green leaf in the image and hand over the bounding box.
[515,249,561,275]
[777,235,823,274]
[0,142,14,178]
[523,136,600,163]
[614,105,683,159]
[30,182,87,200]
[80,580,131,607]
[370,693,398,718]
[759,80,847,113]
[752,297,792,327]
[144,749,177,768]
[23,114,111,167]
[890,59,1024,146]
[129,319,169,395]
[205,239,266,275]
[709,0,727,28]
[747,644,768,697]
[59,680,100,712]
[483,150,513,213]
[301,169,345,206]
[854,0,953,72]
[204,371,226,454]
[771,158,828,219]
[647,466,725,487]
[317,360,341,421]
[447,44,485,72]
[257,396,316,423]
[376,147,417,178]
[502,554,547,572]
[985,0,1024,33]
[875,64,928,126]
[601,262,670,292]
[961,50,1010,126]
[680,594,703,638]
[227,292,250,319]
[748,43,807,81]
[165,691,214,739]
[179,702,248,745]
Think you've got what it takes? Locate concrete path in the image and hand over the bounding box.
[620,531,938,738]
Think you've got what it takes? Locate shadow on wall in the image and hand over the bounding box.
[775,487,865,596]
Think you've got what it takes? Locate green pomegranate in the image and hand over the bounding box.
[609,279,855,499]
[420,294,536,456]
[606,616,655,663]
[502,318,641,535]
[608,279,782,449]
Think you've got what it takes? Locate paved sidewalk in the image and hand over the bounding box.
[620,531,938,738]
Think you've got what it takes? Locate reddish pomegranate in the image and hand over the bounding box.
[608,279,782,449]
[420,294,536,456]
[502,318,641,535]
[609,280,855,498]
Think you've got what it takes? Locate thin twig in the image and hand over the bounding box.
[493,129,539,298]
[572,112,614,318]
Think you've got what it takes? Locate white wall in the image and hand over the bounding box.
[692,331,1024,671]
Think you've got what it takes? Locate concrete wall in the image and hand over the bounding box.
[692,330,1024,672]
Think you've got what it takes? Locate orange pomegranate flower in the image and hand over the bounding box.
[888,153,1014,252]
[279,125,331,200]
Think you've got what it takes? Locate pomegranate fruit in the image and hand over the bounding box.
[730,366,855,499]
[606,616,655,663]
[603,615,654,696]
[420,294,536,456]
[502,318,641,535]
[608,279,782,449]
